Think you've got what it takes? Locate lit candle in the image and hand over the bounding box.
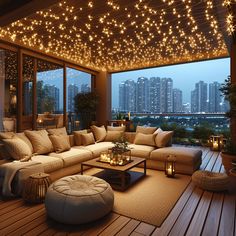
[167,167,172,175]
[128,112,131,120]
[213,141,218,150]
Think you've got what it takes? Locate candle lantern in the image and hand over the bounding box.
[165,155,176,177]
[209,135,224,151]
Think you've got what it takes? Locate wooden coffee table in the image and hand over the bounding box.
[81,156,146,191]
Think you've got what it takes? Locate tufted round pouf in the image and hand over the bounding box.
[45,175,114,224]
[192,170,229,192]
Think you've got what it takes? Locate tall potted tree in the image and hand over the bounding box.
[220,76,236,174]
[74,91,99,129]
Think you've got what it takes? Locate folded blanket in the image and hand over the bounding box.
[0,161,43,197]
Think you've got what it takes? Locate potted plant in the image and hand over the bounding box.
[74,91,99,129]
[220,76,236,174]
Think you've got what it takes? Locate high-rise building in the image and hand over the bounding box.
[209,82,221,112]
[119,80,136,112]
[81,84,90,93]
[149,77,161,113]
[44,84,60,112]
[160,78,173,113]
[136,77,149,112]
[68,84,79,112]
[173,88,183,113]
[191,81,207,113]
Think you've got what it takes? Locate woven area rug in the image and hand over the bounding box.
[85,168,191,227]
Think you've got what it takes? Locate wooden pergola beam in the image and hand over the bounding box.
[0,0,59,27]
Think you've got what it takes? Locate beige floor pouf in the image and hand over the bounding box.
[45,175,114,224]
[192,170,230,191]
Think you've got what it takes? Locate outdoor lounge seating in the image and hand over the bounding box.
[0,126,203,197]
[45,175,114,224]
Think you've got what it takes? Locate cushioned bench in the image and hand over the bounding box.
[149,147,202,174]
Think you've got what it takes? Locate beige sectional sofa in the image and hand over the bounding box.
[0,125,202,195]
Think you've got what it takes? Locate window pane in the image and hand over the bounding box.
[36,60,63,129]
[66,67,92,131]
[0,49,17,132]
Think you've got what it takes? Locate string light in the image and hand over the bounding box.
[0,0,229,71]
[223,0,236,35]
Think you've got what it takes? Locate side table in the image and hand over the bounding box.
[23,173,51,203]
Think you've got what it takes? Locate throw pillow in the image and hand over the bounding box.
[0,132,14,140]
[134,133,156,146]
[73,130,88,146]
[155,131,174,148]
[81,133,95,146]
[107,126,126,132]
[47,127,67,136]
[49,134,71,153]
[24,130,54,154]
[91,125,106,142]
[136,125,157,134]
[15,132,34,153]
[2,137,32,161]
[105,131,123,142]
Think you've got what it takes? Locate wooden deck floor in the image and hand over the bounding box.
[0,147,235,236]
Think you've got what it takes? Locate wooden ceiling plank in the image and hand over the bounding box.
[0,0,59,27]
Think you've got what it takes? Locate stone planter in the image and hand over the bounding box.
[221,152,236,174]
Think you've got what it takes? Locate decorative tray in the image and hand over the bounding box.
[97,159,133,166]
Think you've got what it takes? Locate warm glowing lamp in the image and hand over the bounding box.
[165,155,176,177]
[209,135,224,151]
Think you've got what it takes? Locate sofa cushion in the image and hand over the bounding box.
[155,131,173,148]
[2,137,32,161]
[15,133,34,152]
[104,131,123,142]
[47,127,67,136]
[134,133,156,146]
[107,126,126,132]
[136,126,157,134]
[128,144,156,158]
[78,142,114,158]
[81,133,96,146]
[73,130,88,146]
[150,147,202,165]
[50,148,92,167]
[24,130,53,154]
[31,155,64,173]
[91,125,106,142]
[49,134,71,153]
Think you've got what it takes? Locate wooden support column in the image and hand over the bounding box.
[63,64,67,127]
[17,48,23,132]
[95,71,111,125]
[230,38,236,145]
[32,58,37,130]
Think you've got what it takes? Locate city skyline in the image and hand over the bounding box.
[118,78,228,114]
[112,58,230,109]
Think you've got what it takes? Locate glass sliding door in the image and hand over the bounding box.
[0,48,18,132]
[36,59,63,129]
[66,67,92,131]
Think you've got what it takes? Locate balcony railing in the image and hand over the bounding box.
[111,112,230,146]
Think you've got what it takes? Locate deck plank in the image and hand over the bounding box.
[116,219,140,236]
[98,215,130,236]
[201,193,224,236]
[168,187,203,236]
[185,191,213,236]
[218,193,236,236]
[131,222,155,236]
[7,211,48,235]
[1,207,45,235]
